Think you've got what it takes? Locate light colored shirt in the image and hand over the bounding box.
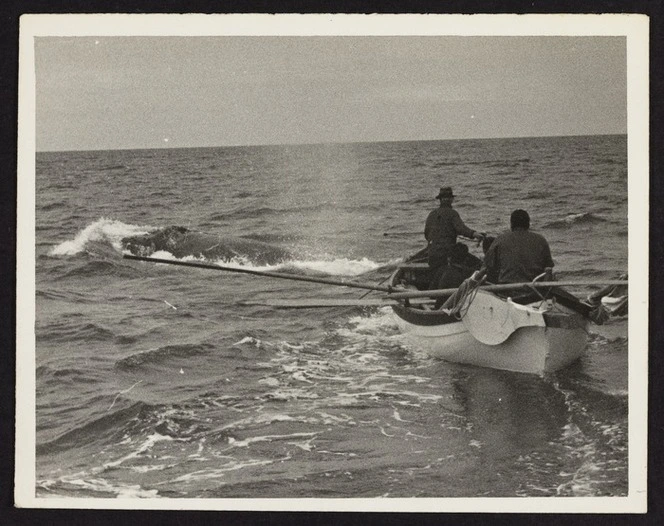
[483,228,554,283]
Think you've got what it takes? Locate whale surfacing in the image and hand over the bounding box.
[121,226,292,265]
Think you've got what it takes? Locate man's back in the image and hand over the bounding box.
[484,229,554,283]
[425,206,474,250]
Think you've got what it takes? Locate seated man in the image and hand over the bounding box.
[425,186,485,289]
[481,235,498,283]
[483,209,554,284]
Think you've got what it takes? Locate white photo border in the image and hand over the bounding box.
[16,13,649,513]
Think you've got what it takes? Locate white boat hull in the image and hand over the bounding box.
[393,315,587,375]
[389,253,590,375]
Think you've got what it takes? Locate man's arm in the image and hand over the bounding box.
[451,210,477,240]
[424,210,434,241]
[542,237,554,268]
[482,242,499,283]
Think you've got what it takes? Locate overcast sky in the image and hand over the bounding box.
[34,35,626,151]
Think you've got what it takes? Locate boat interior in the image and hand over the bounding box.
[391,245,592,316]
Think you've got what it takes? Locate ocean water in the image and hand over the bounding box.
[34,135,628,500]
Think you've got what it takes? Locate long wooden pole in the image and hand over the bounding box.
[386,280,628,300]
[123,254,393,293]
[382,231,422,237]
[123,254,626,300]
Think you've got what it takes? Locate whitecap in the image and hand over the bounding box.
[50,218,152,256]
[212,255,386,277]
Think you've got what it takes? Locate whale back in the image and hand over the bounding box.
[121,226,291,265]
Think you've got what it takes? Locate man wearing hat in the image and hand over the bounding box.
[424,186,484,288]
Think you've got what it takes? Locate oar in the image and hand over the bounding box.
[382,232,488,248]
[359,274,391,299]
[383,231,422,237]
[383,232,491,240]
[240,297,436,309]
[385,280,629,300]
[123,254,393,293]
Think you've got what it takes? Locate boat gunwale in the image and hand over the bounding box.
[389,253,461,326]
[389,251,588,329]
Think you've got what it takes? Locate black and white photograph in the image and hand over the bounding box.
[15,14,648,512]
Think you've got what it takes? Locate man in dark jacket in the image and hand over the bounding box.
[483,209,554,284]
[424,186,484,288]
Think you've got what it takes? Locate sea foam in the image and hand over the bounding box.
[211,256,385,277]
[50,218,152,256]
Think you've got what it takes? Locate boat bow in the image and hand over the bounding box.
[460,290,547,345]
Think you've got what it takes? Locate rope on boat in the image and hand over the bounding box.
[441,272,485,319]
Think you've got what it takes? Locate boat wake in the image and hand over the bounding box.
[36,311,440,499]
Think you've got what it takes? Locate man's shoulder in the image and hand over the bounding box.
[527,230,550,244]
[495,229,548,242]
[427,207,458,218]
[493,230,513,243]
[440,206,460,218]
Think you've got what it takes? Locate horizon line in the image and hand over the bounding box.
[36,131,627,155]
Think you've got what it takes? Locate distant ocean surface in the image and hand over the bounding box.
[34,135,628,500]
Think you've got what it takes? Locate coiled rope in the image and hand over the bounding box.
[441,273,486,319]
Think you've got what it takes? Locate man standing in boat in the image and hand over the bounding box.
[424,186,485,288]
[483,209,554,283]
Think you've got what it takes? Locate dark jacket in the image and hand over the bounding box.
[424,203,475,268]
[483,228,554,283]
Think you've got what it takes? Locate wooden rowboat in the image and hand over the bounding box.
[389,254,590,375]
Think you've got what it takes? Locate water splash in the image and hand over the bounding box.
[50,218,152,256]
[147,250,386,277]
[233,257,383,277]
[58,220,388,276]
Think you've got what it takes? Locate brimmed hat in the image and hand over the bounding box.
[436,186,454,199]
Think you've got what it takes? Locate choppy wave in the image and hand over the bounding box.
[136,246,385,278]
[47,220,387,277]
[98,164,128,172]
[449,157,532,168]
[223,206,279,221]
[37,401,146,455]
[277,257,383,277]
[523,190,551,200]
[50,218,153,256]
[37,476,160,499]
[40,201,69,212]
[235,256,384,277]
[115,343,216,370]
[511,378,628,497]
[38,321,115,343]
[37,288,97,303]
[36,365,101,390]
[241,232,304,244]
[555,392,627,496]
[58,259,143,279]
[544,212,608,229]
[34,136,630,499]
[555,268,616,279]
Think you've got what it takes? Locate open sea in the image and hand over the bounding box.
[33,134,629,502]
